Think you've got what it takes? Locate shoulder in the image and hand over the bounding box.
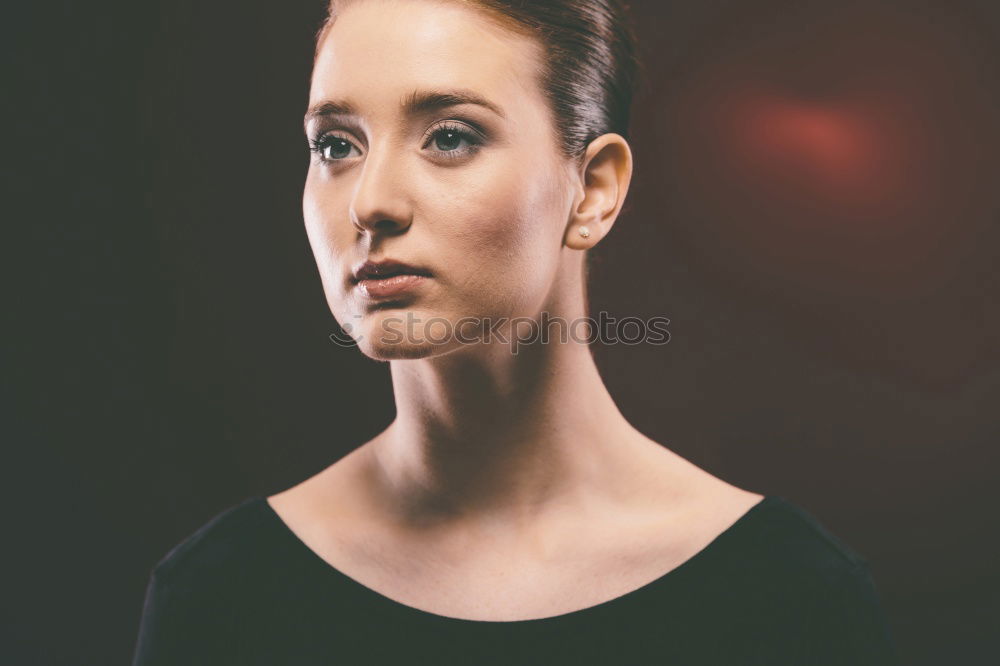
[741,496,870,579]
[716,497,898,662]
[150,496,269,586]
[134,498,273,664]
[759,497,898,661]
[720,495,878,607]
[689,494,881,616]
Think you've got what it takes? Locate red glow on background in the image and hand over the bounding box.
[652,2,998,282]
[637,0,1000,384]
[733,95,880,191]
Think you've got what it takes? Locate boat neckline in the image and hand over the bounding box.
[252,493,780,625]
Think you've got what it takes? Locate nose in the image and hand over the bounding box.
[349,143,413,236]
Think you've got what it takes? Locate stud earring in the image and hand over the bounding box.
[578,226,591,239]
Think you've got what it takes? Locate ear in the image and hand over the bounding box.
[564,133,633,250]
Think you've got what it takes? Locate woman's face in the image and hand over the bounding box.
[303,0,580,360]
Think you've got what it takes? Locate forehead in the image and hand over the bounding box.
[310,0,545,113]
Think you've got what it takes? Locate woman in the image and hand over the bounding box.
[133,0,898,663]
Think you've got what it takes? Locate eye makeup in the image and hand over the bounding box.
[308,116,489,165]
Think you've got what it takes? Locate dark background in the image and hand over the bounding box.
[10,0,999,663]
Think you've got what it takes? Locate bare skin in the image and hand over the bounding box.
[270,435,762,621]
[273,0,764,622]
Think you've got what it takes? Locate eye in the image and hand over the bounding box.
[423,122,483,158]
[310,134,361,162]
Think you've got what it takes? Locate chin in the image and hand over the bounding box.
[357,336,469,361]
[349,312,466,361]
[358,341,444,361]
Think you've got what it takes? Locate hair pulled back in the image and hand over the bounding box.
[317,0,641,163]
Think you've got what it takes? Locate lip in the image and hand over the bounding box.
[350,258,433,300]
[356,273,429,299]
[351,259,433,283]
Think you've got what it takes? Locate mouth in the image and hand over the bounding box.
[351,259,432,283]
[350,258,433,300]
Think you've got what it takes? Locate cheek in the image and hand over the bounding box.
[303,170,354,307]
[422,156,567,311]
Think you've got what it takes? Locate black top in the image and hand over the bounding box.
[131,495,897,665]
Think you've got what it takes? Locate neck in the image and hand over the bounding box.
[366,327,652,531]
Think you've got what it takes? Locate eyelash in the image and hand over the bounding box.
[309,122,484,164]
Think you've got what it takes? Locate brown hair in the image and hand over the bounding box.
[315,0,642,163]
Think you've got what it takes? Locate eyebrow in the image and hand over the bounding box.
[303,88,507,129]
